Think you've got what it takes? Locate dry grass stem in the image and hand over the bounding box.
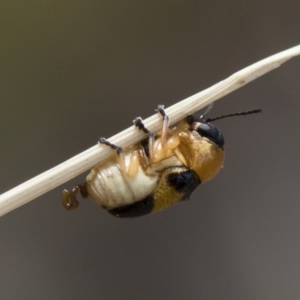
[1,45,300,217]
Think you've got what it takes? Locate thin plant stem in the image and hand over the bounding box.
[1,45,300,217]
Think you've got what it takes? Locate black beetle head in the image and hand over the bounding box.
[196,122,224,148]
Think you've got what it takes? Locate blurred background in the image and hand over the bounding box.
[1,1,300,299]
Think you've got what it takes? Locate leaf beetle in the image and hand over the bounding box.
[62,105,261,218]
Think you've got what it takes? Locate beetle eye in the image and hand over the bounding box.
[196,123,224,148]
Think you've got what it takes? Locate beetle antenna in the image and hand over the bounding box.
[206,108,262,122]
[199,103,214,120]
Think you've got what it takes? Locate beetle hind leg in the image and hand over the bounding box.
[62,182,88,210]
[99,137,140,178]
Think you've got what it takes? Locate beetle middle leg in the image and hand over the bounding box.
[156,104,169,146]
[133,104,169,161]
[99,137,139,178]
[133,117,155,161]
[134,105,179,163]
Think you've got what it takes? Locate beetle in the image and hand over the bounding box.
[62,105,261,218]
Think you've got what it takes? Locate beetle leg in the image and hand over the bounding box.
[133,117,154,161]
[99,137,123,153]
[99,137,126,175]
[127,150,140,177]
[62,182,88,210]
[99,137,139,178]
[134,105,172,163]
[156,104,169,147]
[151,104,174,162]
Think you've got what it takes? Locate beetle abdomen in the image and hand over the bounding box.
[108,167,200,218]
[86,154,158,210]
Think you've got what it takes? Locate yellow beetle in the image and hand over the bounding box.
[62,105,261,218]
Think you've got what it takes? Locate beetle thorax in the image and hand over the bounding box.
[177,131,224,183]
